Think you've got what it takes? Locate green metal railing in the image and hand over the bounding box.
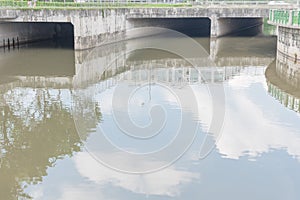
[270,9,290,25]
[292,10,300,25]
[270,9,300,27]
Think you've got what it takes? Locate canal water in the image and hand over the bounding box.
[1,34,300,200]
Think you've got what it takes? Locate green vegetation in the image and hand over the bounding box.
[263,18,276,35]
[0,0,192,9]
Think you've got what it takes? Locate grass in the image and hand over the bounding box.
[0,0,193,9]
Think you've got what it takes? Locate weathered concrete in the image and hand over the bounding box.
[0,7,273,50]
[276,26,300,61]
[0,9,128,50]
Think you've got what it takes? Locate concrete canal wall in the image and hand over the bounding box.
[277,26,300,61]
[269,10,300,63]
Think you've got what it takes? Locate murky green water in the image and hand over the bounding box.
[1,35,300,200]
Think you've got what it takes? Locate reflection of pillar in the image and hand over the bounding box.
[172,68,175,84]
[211,68,215,83]
[3,106,8,145]
[210,15,219,38]
[0,93,5,108]
[198,70,202,83]
[209,38,218,61]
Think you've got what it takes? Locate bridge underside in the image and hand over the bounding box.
[213,17,263,37]
[0,22,74,48]
[128,18,211,37]
[128,17,263,38]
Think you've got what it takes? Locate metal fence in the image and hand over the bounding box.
[292,10,300,25]
[270,9,300,26]
[269,9,290,24]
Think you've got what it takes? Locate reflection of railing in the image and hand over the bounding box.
[85,65,244,92]
[268,82,300,113]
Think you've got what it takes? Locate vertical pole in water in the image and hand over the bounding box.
[7,38,10,49]
[12,38,15,49]
[17,37,19,48]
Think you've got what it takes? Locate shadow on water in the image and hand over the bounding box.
[0,38,75,77]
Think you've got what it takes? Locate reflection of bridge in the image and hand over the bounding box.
[0,37,275,91]
[0,76,73,91]
[74,65,244,96]
[73,37,275,88]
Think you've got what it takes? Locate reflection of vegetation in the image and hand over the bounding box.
[0,88,84,200]
[267,82,300,113]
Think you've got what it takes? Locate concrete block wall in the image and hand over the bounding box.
[277,26,300,62]
[275,26,300,91]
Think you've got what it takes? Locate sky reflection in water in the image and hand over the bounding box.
[0,37,300,200]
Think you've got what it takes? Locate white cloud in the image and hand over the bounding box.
[216,73,300,160]
[74,152,199,197]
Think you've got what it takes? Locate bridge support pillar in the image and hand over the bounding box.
[210,15,219,38]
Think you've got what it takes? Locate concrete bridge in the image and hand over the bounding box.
[0,5,293,50]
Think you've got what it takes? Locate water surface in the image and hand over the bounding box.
[1,36,300,200]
